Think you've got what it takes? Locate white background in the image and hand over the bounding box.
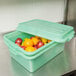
[0,0,65,33]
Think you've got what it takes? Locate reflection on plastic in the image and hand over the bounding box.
[10,51,70,76]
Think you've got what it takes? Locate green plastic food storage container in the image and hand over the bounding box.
[4,19,75,72]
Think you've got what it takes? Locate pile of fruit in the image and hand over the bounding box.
[15,36,51,52]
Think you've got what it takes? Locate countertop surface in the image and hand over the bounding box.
[0,33,76,76]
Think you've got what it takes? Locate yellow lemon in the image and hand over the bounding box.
[25,46,36,52]
[41,38,48,44]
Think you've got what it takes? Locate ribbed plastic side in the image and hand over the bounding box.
[9,43,64,72]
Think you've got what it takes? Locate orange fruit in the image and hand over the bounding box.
[23,38,33,47]
[31,37,39,45]
[35,36,42,42]
[35,36,40,39]
[25,46,36,52]
[48,40,52,43]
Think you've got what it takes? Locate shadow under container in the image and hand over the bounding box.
[4,19,75,72]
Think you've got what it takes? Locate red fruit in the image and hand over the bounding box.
[37,41,44,48]
[30,37,34,39]
[20,46,26,50]
[15,38,22,44]
[15,43,21,46]
[33,45,38,49]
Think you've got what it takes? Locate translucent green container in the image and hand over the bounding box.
[4,19,75,72]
